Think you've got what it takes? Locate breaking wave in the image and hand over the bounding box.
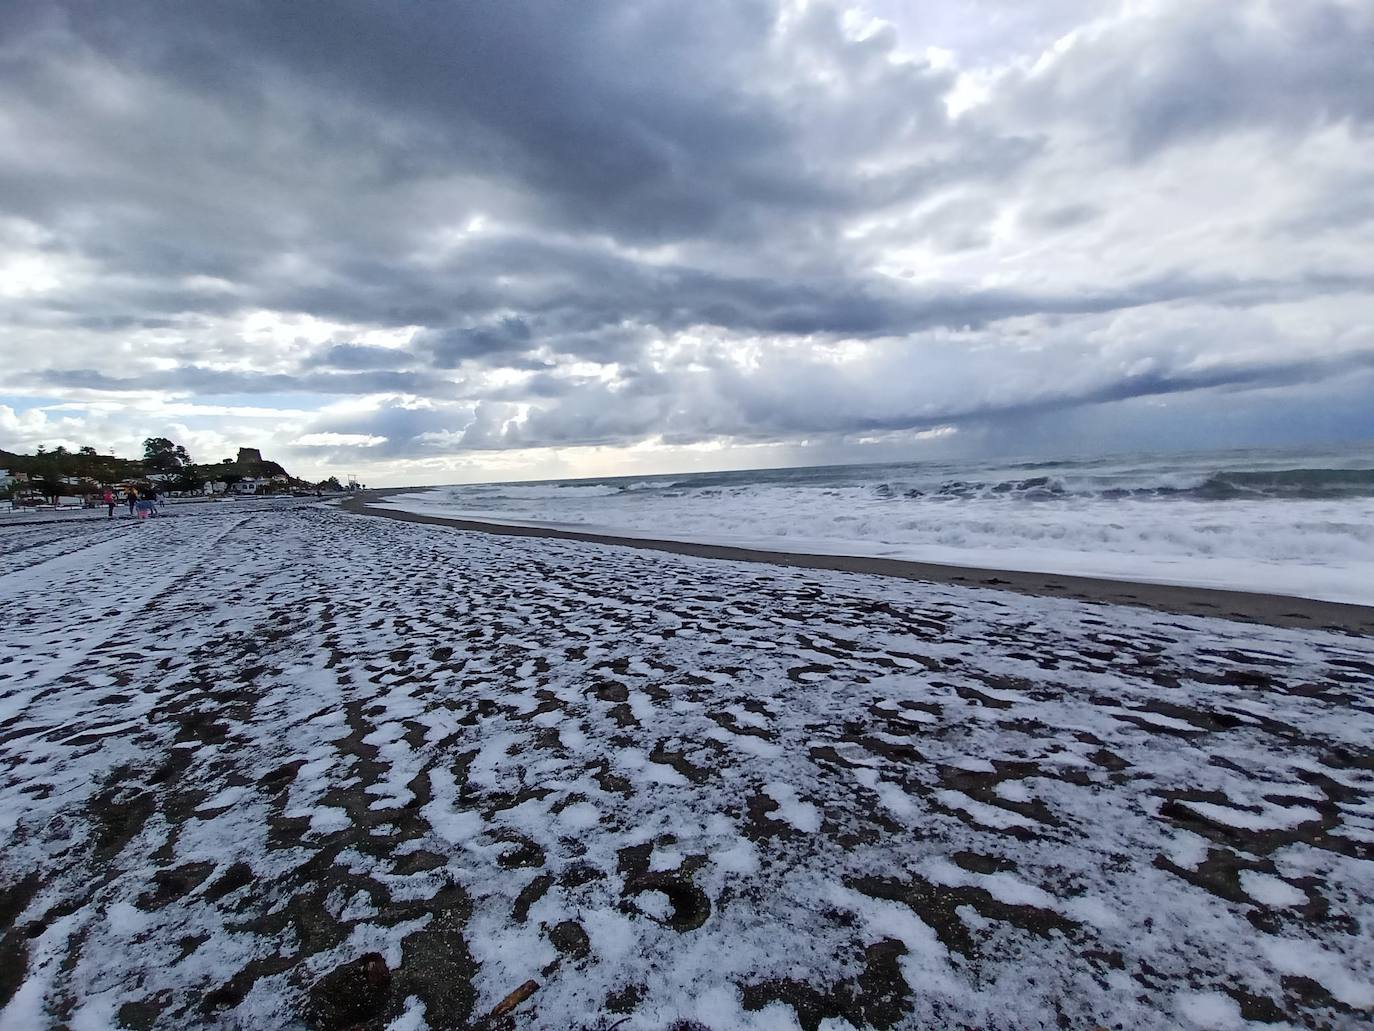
[880,467,1374,502]
[384,446,1374,603]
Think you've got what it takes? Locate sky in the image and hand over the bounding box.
[1,0,1372,485]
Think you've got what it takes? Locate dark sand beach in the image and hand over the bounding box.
[2,501,1372,1029]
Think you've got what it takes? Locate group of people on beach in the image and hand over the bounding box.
[102,486,162,520]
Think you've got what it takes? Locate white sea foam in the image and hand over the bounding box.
[381,445,1374,604]
[474,483,620,499]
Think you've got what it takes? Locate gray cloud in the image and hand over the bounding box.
[1,0,1371,474]
[418,319,534,369]
[38,366,459,399]
[294,340,1374,460]
[316,344,416,371]
[993,2,1374,159]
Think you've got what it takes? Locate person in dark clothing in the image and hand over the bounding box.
[125,487,138,515]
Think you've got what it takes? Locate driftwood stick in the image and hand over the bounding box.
[485,979,540,1021]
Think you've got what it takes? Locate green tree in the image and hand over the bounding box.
[73,445,98,480]
[143,437,191,473]
[33,456,64,504]
[171,467,206,493]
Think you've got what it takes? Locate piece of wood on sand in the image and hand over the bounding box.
[482,979,539,1023]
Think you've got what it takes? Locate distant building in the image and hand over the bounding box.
[237,447,264,465]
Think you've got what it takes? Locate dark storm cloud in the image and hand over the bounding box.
[316,344,414,371]
[296,345,1374,460]
[5,0,942,245]
[673,344,1374,445]
[158,0,799,242]
[0,0,1029,332]
[38,366,459,399]
[418,319,534,368]
[2,0,1372,464]
[272,231,1373,358]
[71,315,177,332]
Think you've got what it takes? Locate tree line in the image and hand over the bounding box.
[2,438,342,503]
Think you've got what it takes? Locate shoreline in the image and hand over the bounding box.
[342,490,1374,634]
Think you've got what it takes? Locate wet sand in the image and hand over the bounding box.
[343,490,1374,634]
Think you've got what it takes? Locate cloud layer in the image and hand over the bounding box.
[1,0,1371,481]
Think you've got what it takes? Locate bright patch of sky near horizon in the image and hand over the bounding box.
[1,0,1371,485]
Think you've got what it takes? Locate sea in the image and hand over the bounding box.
[382,443,1374,605]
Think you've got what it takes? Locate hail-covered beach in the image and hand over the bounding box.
[1,498,1372,1030]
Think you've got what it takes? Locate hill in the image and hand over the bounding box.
[0,440,334,500]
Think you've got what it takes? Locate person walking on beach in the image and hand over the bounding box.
[125,486,138,516]
[103,488,115,519]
